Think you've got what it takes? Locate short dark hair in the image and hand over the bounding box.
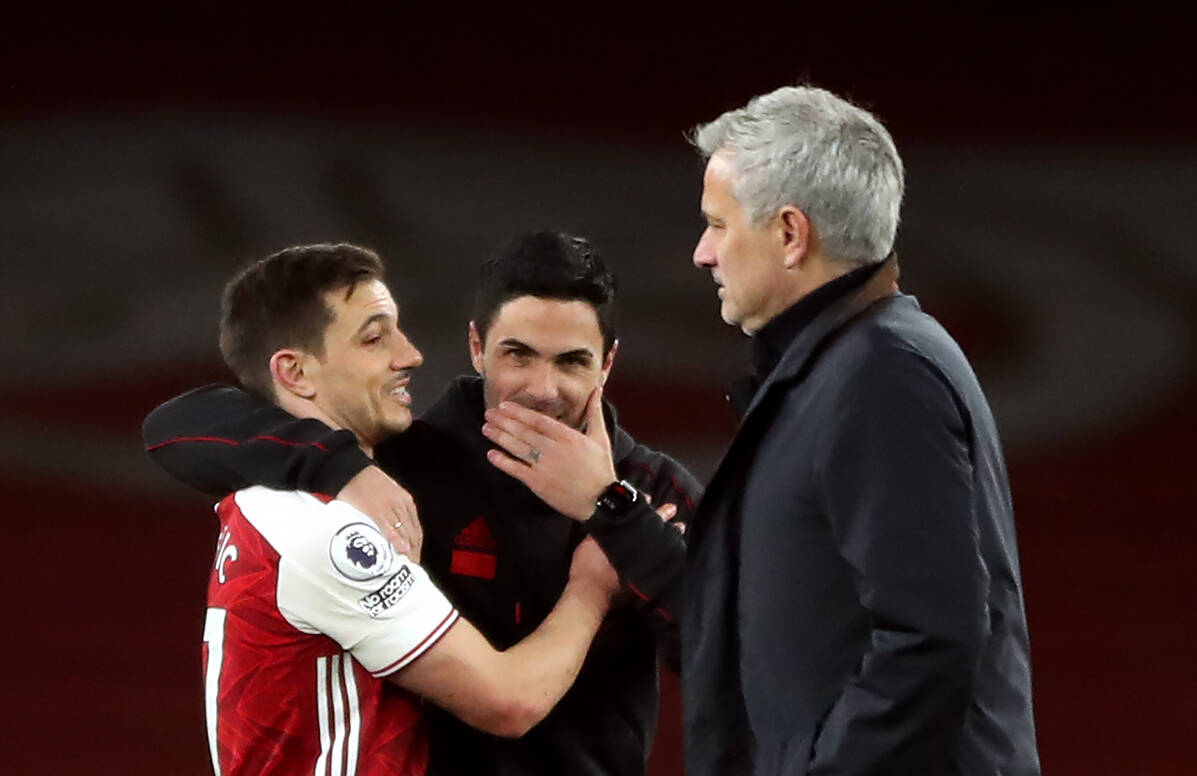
[472,231,618,354]
[219,243,384,397]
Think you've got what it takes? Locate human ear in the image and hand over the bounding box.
[269,349,316,399]
[468,322,485,376]
[599,340,619,385]
[779,206,812,270]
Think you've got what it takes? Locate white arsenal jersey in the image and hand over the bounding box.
[203,486,458,776]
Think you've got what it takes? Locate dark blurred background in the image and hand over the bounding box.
[2,4,1193,774]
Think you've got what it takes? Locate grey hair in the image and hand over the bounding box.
[693,85,904,265]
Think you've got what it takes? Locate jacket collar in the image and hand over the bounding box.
[729,260,887,416]
[737,255,900,422]
[692,256,900,540]
[753,261,882,380]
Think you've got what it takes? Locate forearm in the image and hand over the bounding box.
[489,576,611,732]
[142,383,370,495]
[395,577,609,738]
[585,500,686,623]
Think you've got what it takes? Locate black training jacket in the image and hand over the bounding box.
[142,376,699,776]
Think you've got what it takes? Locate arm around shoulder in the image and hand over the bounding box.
[142,383,371,495]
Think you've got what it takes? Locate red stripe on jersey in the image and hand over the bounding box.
[321,660,337,776]
[146,435,237,450]
[146,434,328,452]
[628,582,672,623]
[339,663,352,776]
[251,434,330,451]
[627,462,695,511]
[373,610,459,677]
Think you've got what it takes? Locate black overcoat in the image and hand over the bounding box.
[681,261,1040,775]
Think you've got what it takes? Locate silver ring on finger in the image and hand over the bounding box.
[528,447,541,464]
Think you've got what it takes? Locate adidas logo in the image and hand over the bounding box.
[451,516,497,580]
[454,516,498,552]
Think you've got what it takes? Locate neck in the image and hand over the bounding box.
[798,250,859,296]
[748,251,858,335]
[274,391,374,458]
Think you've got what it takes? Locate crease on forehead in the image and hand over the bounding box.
[487,297,603,348]
[352,311,394,337]
[326,280,398,332]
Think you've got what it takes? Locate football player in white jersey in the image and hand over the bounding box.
[200,242,620,776]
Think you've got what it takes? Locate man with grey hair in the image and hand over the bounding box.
[484,84,1039,775]
[685,85,1039,774]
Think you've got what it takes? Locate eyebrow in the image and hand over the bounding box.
[498,337,537,353]
[556,348,595,362]
[498,338,594,360]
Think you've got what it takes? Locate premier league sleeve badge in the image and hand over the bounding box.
[329,522,393,581]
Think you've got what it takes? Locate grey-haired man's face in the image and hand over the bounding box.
[693,153,789,334]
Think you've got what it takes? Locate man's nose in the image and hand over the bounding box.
[524,361,559,400]
[391,332,423,369]
[693,228,715,268]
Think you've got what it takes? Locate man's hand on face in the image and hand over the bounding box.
[483,387,617,522]
[336,466,424,562]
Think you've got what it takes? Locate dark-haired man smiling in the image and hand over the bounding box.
[143,231,699,776]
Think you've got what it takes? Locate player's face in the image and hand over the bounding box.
[693,152,789,334]
[470,296,614,429]
[306,279,423,449]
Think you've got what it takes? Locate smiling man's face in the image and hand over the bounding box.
[304,278,424,450]
[470,295,614,429]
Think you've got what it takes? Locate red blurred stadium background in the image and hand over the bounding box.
[2,6,1193,774]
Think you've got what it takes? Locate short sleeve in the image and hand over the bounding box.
[235,487,459,677]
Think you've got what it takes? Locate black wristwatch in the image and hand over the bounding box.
[591,479,641,524]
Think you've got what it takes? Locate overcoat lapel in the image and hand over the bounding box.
[691,257,901,539]
[680,258,902,772]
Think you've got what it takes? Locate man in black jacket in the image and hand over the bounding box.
[485,87,1040,775]
[143,231,700,776]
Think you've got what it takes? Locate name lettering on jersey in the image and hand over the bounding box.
[215,526,238,584]
[358,565,415,617]
[329,522,393,581]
